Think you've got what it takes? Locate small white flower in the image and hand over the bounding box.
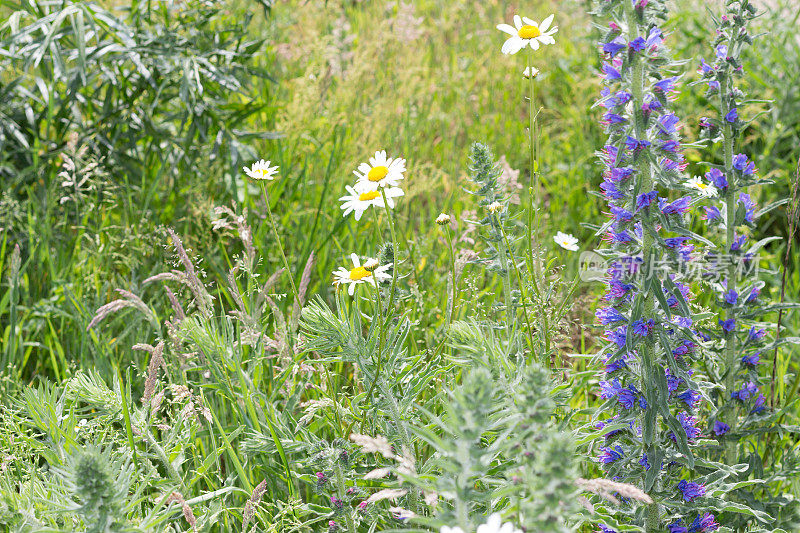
[554,231,579,251]
[243,159,279,181]
[476,513,523,533]
[497,14,558,55]
[332,253,392,296]
[686,176,718,197]
[354,150,406,189]
[487,201,504,214]
[523,66,540,78]
[436,213,451,226]
[339,183,404,220]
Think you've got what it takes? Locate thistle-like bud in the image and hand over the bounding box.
[435,213,451,226]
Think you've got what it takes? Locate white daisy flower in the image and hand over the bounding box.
[435,213,451,226]
[686,176,718,197]
[339,184,404,221]
[354,150,406,189]
[554,231,579,251]
[332,253,392,296]
[487,201,504,214]
[440,513,521,533]
[243,159,279,181]
[497,14,558,55]
[476,513,523,533]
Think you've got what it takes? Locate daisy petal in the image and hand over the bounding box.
[496,23,517,36]
[539,14,555,33]
[502,37,523,55]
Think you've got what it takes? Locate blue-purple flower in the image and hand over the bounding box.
[676,479,706,502]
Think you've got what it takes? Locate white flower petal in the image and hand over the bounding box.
[539,14,555,33]
[502,37,523,55]
[496,23,517,36]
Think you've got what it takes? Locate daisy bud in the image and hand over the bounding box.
[363,258,380,272]
[523,66,540,79]
[487,201,504,214]
[435,213,451,226]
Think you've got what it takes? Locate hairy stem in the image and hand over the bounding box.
[624,3,660,530]
[720,69,738,467]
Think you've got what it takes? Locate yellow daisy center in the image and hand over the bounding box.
[367,165,389,182]
[349,266,371,281]
[358,190,381,201]
[697,183,709,190]
[518,25,540,39]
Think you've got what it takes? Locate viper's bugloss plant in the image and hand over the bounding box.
[693,0,800,529]
[590,0,716,530]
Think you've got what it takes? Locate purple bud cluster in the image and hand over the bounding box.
[591,0,712,530]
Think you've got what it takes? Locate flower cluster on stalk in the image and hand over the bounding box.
[693,0,769,454]
[591,0,715,530]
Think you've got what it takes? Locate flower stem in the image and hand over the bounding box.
[379,188,400,317]
[624,2,660,530]
[494,213,515,336]
[260,183,299,306]
[720,72,738,466]
[444,226,458,326]
[500,225,535,353]
[334,458,356,533]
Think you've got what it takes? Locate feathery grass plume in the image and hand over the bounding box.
[133,341,165,406]
[87,289,158,332]
[165,491,197,531]
[692,1,800,528]
[242,479,268,532]
[590,0,720,529]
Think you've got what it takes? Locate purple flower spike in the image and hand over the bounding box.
[662,196,691,215]
[732,153,756,175]
[636,191,659,210]
[603,63,621,80]
[653,77,677,94]
[748,326,766,341]
[746,286,760,303]
[677,389,701,408]
[713,420,730,436]
[719,318,736,332]
[603,37,627,57]
[690,512,719,532]
[677,479,706,502]
[625,136,651,152]
[632,318,654,336]
[730,234,747,252]
[705,168,728,189]
[599,445,624,464]
[668,520,689,533]
[739,193,756,223]
[596,306,626,325]
[629,36,646,52]
[741,352,761,366]
[704,206,722,221]
[724,107,738,123]
[724,289,738,305]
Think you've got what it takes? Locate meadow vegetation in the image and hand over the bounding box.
[1,0,799,531]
